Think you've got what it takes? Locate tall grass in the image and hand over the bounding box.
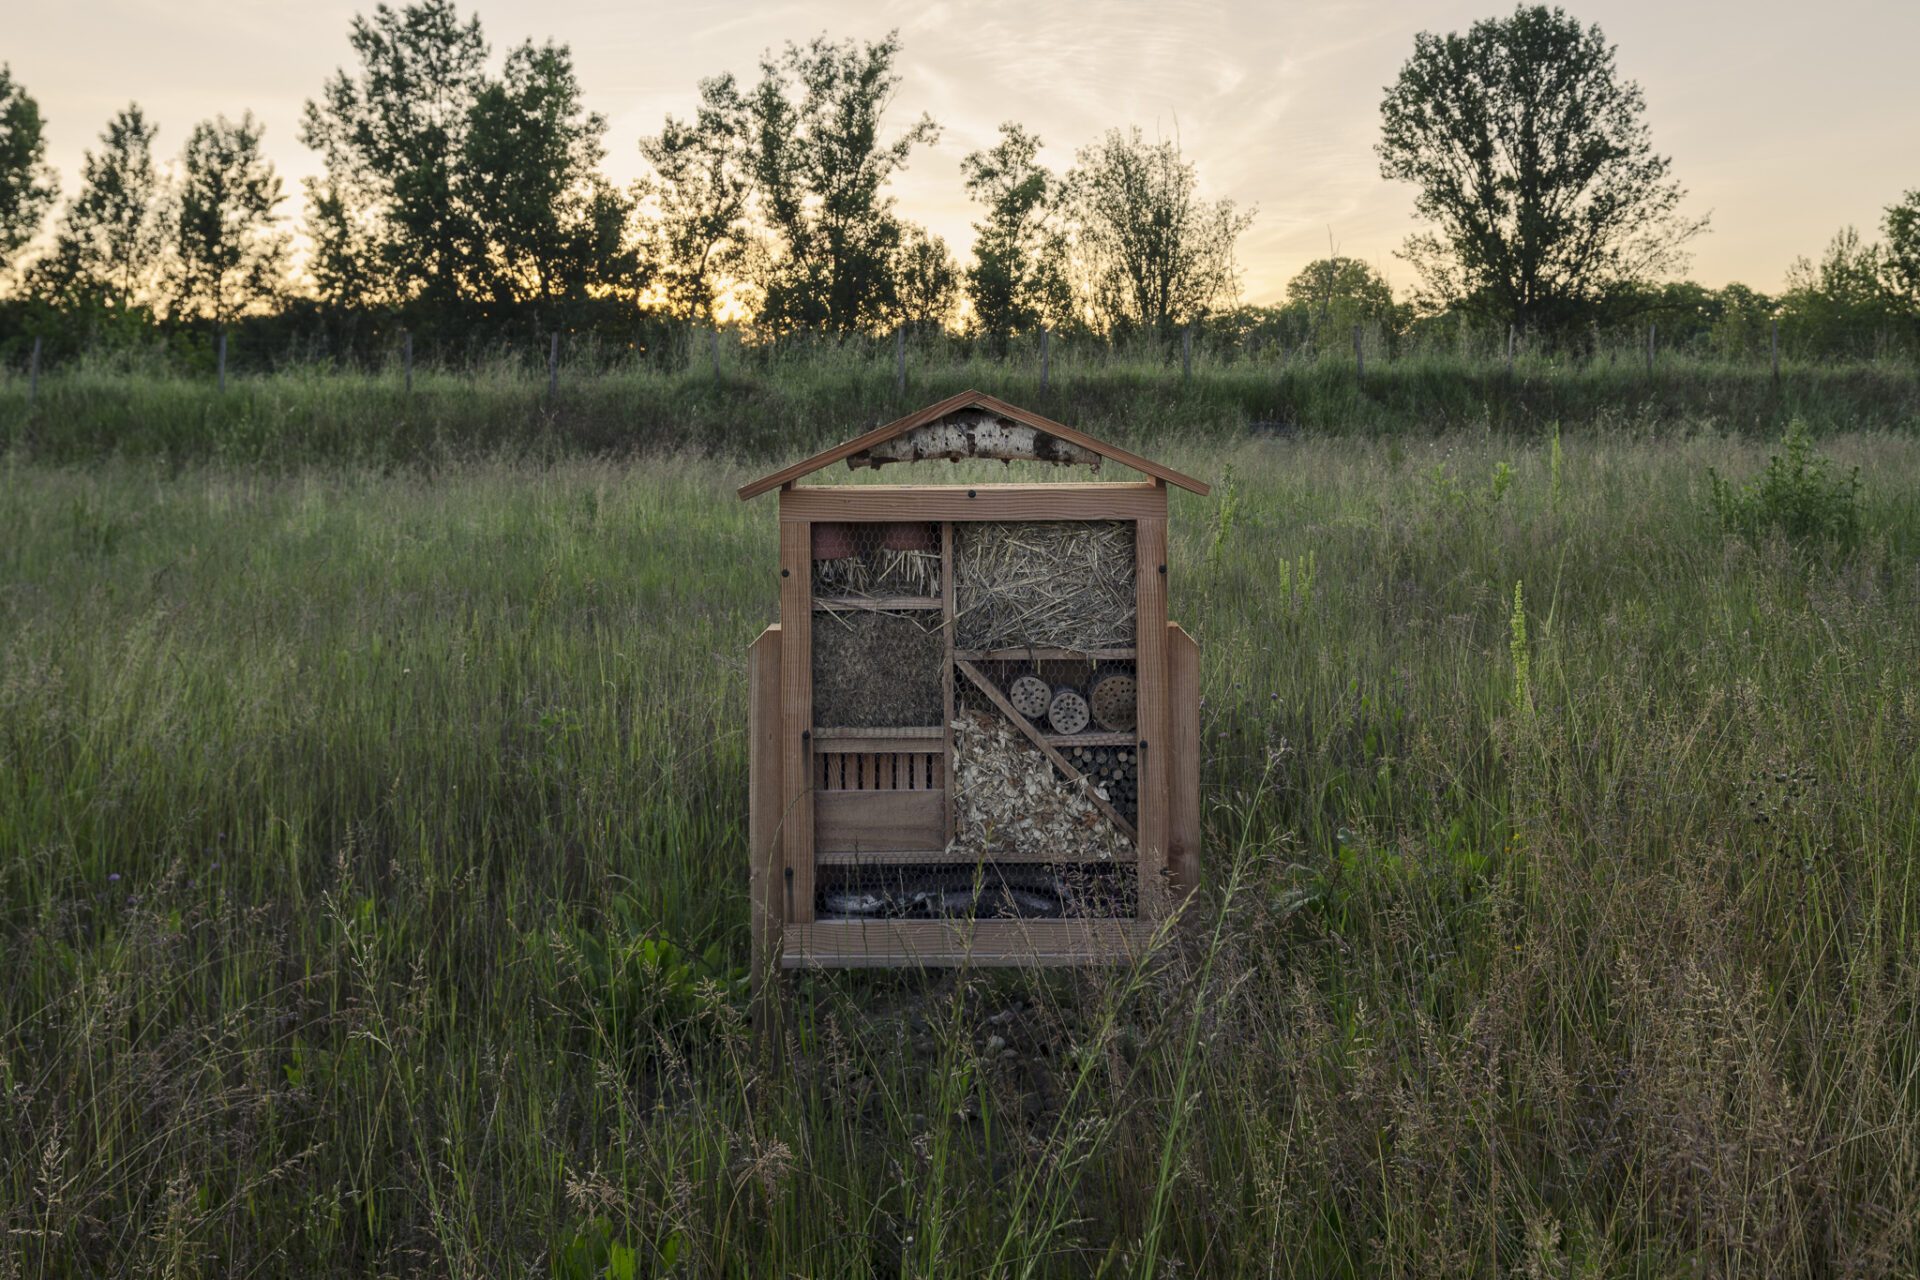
[2,432,1919,1275]
[1,345,1915,465]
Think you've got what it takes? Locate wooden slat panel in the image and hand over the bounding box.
[954,659,1138,841]
[1167,622,1201,903]
[815,735,944,756]
[814,595,942,612]
[815,790,946,853]
[779,484,1167,523]
[783,919,1154,968]
[941,520,957,845]
[748,625,783,1006]
[778,519,815,924]
[813,725,942,740]
[1134,505,1171,920]
[955,647,1137,662]
[813,846,1137,867]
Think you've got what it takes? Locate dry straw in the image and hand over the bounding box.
[954,522,1136,650]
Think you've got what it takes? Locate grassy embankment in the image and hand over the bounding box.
[1,346,1915,464]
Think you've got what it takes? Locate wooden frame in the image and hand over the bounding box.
[746,397,1203,977]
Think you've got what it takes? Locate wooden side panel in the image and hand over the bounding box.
[783,919,1152,968]
[1167,622,1201,902]
[748,625,783,997]
[776,515,815,924]
[941,520,956,845]
[815,790,947,853]
[779,484,1167,523]
[1133,502,1171,920]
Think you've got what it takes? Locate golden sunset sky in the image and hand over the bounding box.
[15,0,1919,302]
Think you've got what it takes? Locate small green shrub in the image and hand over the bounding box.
[1709,420,1862,548]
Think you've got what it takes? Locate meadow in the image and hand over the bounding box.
[2,407,1919,1275]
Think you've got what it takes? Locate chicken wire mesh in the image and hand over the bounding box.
[811,521,941,600]
[948,691,1135,861]
[811,608,945,727]
[953,521,1135,651]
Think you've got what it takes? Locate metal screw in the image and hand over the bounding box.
[1158,564,1167,575]
[967,489,977,498]
[781,569,790,577]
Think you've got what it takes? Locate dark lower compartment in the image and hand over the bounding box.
[815,862,1137,921]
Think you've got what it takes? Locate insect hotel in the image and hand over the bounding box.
[741,391,1206,972]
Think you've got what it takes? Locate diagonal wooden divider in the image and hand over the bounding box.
[952,658,1140,841]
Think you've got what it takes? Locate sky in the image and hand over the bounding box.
[12,0,1920,304]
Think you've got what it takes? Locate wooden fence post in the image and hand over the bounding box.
[548,332,559,399]
[1040,326,1051,391]
[217,329,227,392]
[403,329,413,394]
[894,325,905,397]
[1182,324,1192,381]
[28,336,41,405]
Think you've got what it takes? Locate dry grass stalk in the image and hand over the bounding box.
[812,549,940,599]
[954,522,1135,650]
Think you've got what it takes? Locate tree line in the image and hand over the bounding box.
[0,3,1915,369]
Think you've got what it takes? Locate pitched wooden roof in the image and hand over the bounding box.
[736,390,1211,500]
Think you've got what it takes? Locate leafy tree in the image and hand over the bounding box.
[888,225,959,330]
[743,32,939,333]
[639,75,753,322]
[1283,256,1398,341]
[961,122,1070,339]
[1062,127,1251,334]
[1377,5,1706,333]
[301,0,488,306]
[32,105,163,312]
[1883,190,1920,311]
[463,40,639,310]
[1780,226,1901,358]
[0,64,57,281]
[165,114,289,326]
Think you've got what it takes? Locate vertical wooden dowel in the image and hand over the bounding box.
[1040,326,1051,391]
[1353,323,1364,380]
[28,336,41,405]
[1646,323,1655,376]
[894,325,905,397]
[709,327,721,379]
[217,329,227,392]
[403,329,413,395]
[1771,317,1780,381]
[1506,324,1515,376]
[548,332,559,399]
[1182,324,1192,381]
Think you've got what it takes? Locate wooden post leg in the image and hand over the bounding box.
[748,625,785,1047]
[1167,623,1201,903]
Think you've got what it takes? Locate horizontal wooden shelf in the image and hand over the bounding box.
[813,847,1137,866]
[812,725,942,740]
[814,595,942,612]
[1044,732,1137,747]
[954,647,1136,662]
[783,918,1152,968]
